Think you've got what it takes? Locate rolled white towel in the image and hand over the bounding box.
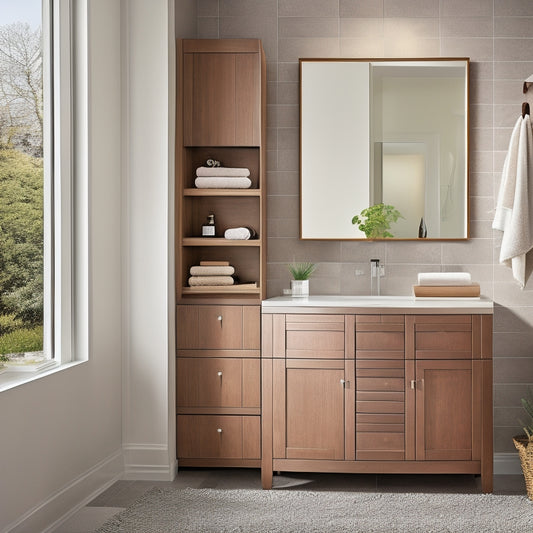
[195,177,252,189]
[224,227,257,240]
[196,166,250,177]
[188,276,234,286]
[417,272,472,286]
[190,265,235,276]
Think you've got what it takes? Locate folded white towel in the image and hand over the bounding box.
[190,265,235,276]
[417,272,472,286]
[493,114,533,288]
[188,276,234,286]
[224,227,256,240]
[195,177,252,189]
[196,166,250,177]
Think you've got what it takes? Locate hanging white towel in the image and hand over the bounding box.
[493,115,533,288]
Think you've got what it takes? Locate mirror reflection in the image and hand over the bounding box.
[300,59,469,240]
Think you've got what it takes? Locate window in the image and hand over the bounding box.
[0,0,88,379]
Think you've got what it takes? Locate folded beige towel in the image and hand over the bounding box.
[196,166,250,177]
[190,265,235,276]
[417,272,472,286]
[188,276,234,286]
[195,177,252,189]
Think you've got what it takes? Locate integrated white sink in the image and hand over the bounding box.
[262,294,493,311]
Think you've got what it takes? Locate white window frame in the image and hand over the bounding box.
[0,0,88,390]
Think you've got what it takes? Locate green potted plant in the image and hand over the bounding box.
[513,389,533,500]
[352,203,403,239]
[288,262,316,297]
[0,354,9,373]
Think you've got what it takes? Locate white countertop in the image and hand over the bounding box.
[262,295,493,314]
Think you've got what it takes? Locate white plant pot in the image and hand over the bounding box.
[291,279,309,297]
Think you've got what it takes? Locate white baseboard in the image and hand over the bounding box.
[494,452,522,475]
[4,449,123,533]
[122,443,177,481]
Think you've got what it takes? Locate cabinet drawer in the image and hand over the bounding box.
[177,305,260,351]
[177,415,260,459]
[414,315,472,359]
[177,358,260,409]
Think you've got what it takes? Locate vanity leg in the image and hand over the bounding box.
[261,357,273,489]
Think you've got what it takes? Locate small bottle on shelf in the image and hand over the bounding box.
[201,214,216,237]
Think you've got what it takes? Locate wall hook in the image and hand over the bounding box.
[523,74,533,94]
[523,102,530,118]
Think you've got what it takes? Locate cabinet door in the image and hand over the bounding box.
[415,359,479,461]
[274,359,348,460]
[183,52,260,146]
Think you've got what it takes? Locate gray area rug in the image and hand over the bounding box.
[95,487,533,533]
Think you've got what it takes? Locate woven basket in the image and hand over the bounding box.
[513,435,533,500]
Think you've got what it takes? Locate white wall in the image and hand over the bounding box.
[0,1,123,531]
[121,0,177,480]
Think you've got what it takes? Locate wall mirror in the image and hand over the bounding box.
[300,58,469,240]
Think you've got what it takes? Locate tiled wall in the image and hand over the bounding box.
[194,0,533,454]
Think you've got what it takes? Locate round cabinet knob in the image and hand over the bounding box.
[217,428,223,433]
[340,379,346,385]
[217,315,222,321]
[217,371,223,377]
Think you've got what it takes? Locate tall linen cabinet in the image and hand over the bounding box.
[175,39,267,467]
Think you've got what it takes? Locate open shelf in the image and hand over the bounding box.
[184,188,261,197]
[182,238,261,247]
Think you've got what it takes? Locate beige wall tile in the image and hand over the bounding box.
[494,105,523,128]
[278,149,299,171]
[384,38,439,57]
[470,78,493,105]
[495,17,533,38]
[384,0,439,18]
[267,81,277,104]
[440,0,494,18]
[442,238,493,265]
[278,128,299,151]
[267,170,299,195]
[441,38,493,61]
[384,17,438,39]
[219,16,278,59]
[494,357,533,383]
[470,150,493,173]
[495,0,533,17]
[469,128,493,152]
[470,61,494,81]
[197,17,219,38]
[340,241,387,263]
[279,38,340,61]
[197,0,219,17]
[385,242,442,264]
[494,306,533,332]
[340,0,384,18]
[267,237,341,263]
[279,0,339,18]
[493,407,522,427]
[279,17,339,38]
[279,62,299,82]
[494,426,523,453]
[267,217,299,238]
[470,104,493,128]
[494,61,533,80]
[494,383,533,405]
[340,38,385,57]
[268,104,299,128]
[440,17,492,38]
[494,80,525,105]
[470,195,493,223]
[277,82,299,105]
[267,193,299,219]
[494,332,533,357]
[341,18,384,39]
[220,0,277,17]
[495,39,533,62]
[469,172,494,197]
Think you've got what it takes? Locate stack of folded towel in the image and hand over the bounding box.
[413,272,480,298]
[188,263,235,287]
[195,166,252,189]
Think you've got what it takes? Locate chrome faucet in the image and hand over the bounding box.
[370,258,381,296]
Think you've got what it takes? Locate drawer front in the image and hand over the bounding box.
[177,305,260,351]
[177,358,260,408]
[414,315,472,359]
[356,315,404,359]
[355,359,405,461]
[177,415,260,459]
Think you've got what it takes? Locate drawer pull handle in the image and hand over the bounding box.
[340,379,349,388]
[217,371,223,377]
[217,428,223,433]
[217,315,223,327]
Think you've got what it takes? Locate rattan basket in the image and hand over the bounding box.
[513,435,533,500]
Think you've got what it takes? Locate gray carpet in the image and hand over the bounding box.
[95,486,533,533]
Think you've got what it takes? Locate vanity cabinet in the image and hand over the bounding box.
[176,39,266,468]
[261,304,493,492]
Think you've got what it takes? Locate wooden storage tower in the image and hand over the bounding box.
[176,39,266,467]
